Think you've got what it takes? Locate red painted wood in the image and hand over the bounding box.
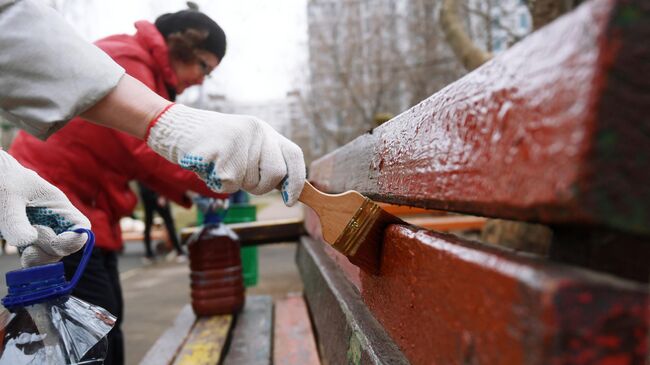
[308,0,650,235]
[306,221,649,365]
[274,294,321,365]
[377,203,444,216]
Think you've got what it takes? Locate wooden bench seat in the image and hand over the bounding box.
[142,220,316,365]
[139,295,319,365]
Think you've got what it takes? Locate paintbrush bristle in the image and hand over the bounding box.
[331,199,403,274]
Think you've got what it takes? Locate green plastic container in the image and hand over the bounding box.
[223,204,258,287]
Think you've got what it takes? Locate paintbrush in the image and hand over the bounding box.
[298,181,403,274]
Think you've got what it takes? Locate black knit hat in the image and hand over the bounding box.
[155,10,226,61]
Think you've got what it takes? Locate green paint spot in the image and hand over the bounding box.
[568,183,581,199]
[596,129,618,158]
[596,190,648,235]
[347,332,362,365]
[615,5,641,26]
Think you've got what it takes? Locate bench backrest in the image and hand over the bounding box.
[309,0,649,236]
[301,1,649,364]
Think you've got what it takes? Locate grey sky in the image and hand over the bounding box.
[58,0,308,102]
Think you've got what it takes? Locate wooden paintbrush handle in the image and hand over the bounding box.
[297,181,367,244]
[298,181,322,205]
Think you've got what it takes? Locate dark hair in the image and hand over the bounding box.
[166,29,209,63]
[155,10,226,62]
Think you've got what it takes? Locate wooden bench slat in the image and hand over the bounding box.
[181,218,305,246]
[172,315,233,365]
[138,305,196,365]
[302,225,649,365]
[296,237,410,365]
[377,203,444,216]
[222,296,273,365]
[123,227,168,242]
[403,215,486,231]
[308,0,650,235]
[273,294,321,365]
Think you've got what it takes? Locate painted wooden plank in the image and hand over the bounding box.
[403,215,486,231]
[308,0,650,235]
[172,315,233,365]
[180,218,304,246]
[301,226,649,365]
[296,237,410,365]
[122,227,168,242]
[273,294,321,365]
[139,305,196,365]
[222,296,273,365]
[377,203,444,216]
[230,218,305,246]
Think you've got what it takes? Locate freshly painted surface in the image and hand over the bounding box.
[302,1,650,363]
[305,222,649,365]
[308,0,650,235]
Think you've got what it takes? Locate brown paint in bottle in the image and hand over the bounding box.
[187,218,245,316]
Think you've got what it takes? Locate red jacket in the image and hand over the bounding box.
[10,21,224,251]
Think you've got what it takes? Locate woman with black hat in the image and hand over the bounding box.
[7,8,303,365]
[0,1,304,284]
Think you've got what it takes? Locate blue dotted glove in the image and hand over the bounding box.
[146,104,306,206]
[0,151,91,267]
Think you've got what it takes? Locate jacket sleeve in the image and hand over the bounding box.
[112,50,226,205]
[122,135,228,207]
[0,0,124,140]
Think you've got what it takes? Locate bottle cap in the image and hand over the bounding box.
[2,229,94,309]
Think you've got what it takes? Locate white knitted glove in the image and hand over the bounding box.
[0,151,90,267]
[146,104,306,206]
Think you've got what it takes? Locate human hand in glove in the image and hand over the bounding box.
[146,104,306,206]
[0,151,91,267]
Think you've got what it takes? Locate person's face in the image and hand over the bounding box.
[171,49,220,94]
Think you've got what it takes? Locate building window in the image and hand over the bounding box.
[493,38,503,52]
[520,13,528,29]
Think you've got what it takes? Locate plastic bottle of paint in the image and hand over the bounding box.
[0,230,115,365]
[187,199,245,316]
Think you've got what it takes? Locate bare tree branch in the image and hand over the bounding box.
[440,0,492,71]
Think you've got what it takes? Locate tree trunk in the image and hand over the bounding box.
[439,0,492,71]
[0,123,16,150]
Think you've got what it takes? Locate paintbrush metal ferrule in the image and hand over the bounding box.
[331,198,381,256]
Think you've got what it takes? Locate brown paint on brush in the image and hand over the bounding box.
[298,181,403,274]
